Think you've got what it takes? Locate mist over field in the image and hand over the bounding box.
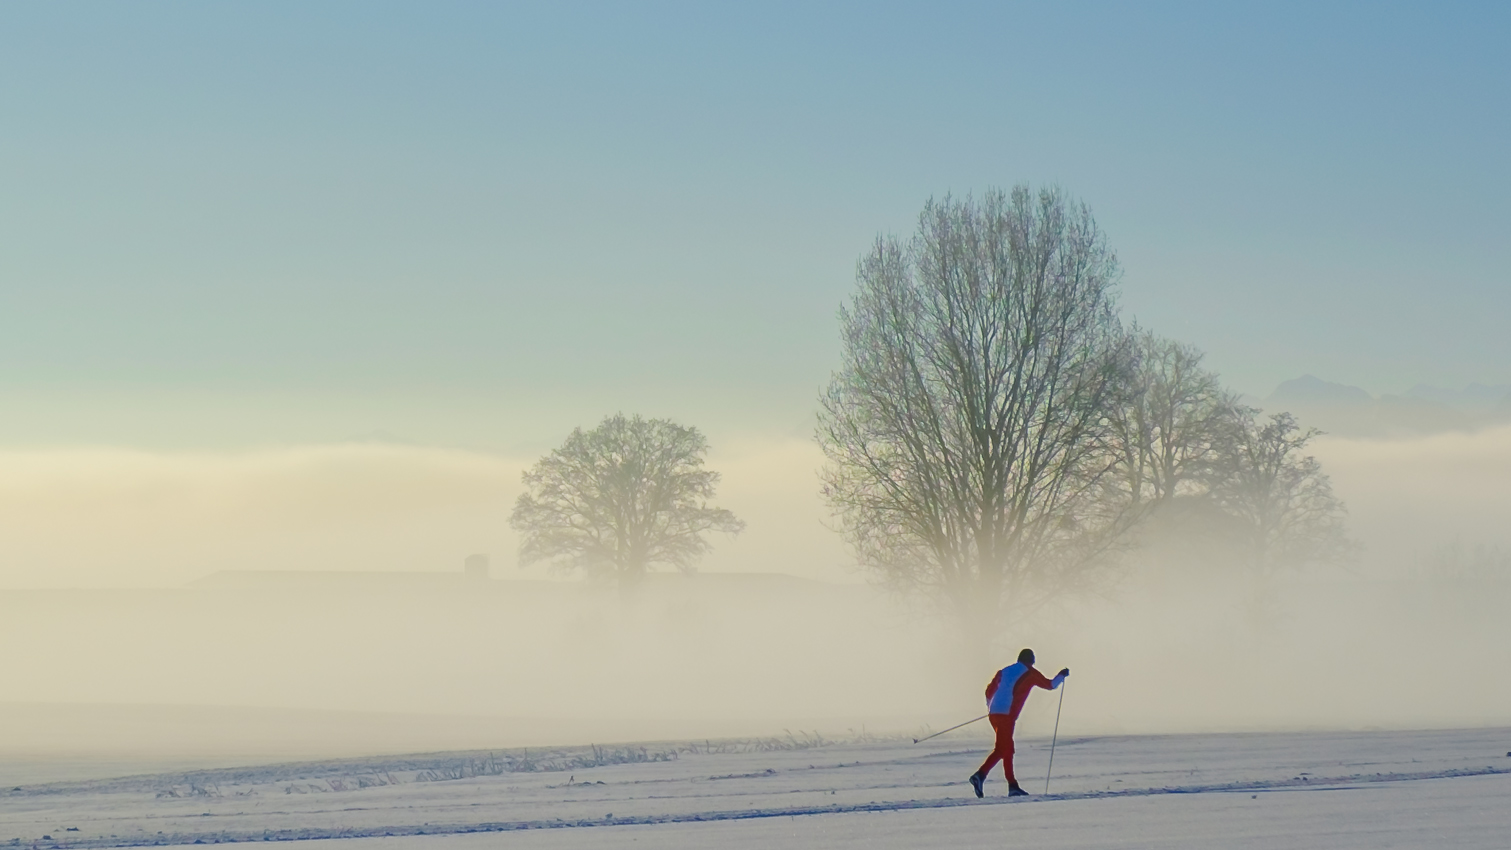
[2,424,1507,770]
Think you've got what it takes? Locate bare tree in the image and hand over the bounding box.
[1209,412,1352,581]
[1108,329,1243,507]
[818,186,1132,651]
[510,414,744,592]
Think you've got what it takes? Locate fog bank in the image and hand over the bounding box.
[0,439,848,589]
[0,427,1508,763]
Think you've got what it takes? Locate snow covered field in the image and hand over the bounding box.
[5,727,1508,849]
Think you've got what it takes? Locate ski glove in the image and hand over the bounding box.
[1057,668,1070,678]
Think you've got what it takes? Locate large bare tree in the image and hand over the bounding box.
[818,186,1132,650]
[511,414,744,592]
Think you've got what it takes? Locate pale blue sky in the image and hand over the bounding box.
[2,1,1507,451]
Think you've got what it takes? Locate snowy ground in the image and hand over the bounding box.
[4,727,1508,849]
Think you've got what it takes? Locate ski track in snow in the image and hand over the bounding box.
[4,728,1509,848]
[17,765,1511,847]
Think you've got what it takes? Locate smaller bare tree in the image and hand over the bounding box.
[1209,412,1352,582]
[1108,329,1243,508]
[510,415,743,593]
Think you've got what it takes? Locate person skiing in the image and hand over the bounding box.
[968,648,1068,798]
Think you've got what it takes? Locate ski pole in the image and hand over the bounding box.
[1044,680,1066,795]
[912,714,987,744]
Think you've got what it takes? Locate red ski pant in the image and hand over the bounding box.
[974,714,1017,784]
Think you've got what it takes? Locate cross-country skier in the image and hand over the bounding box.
[968,648,1068,798]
